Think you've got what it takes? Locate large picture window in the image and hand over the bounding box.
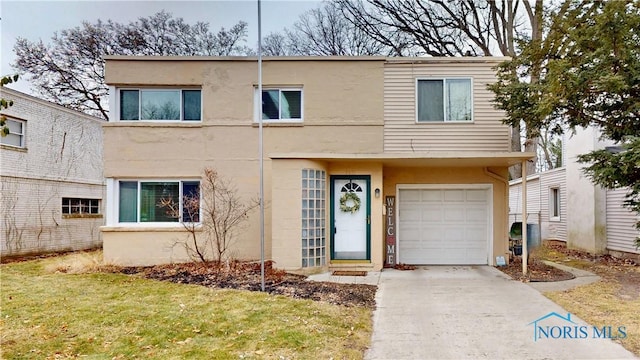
[256,88,302,122]
[417,78,472,122]
[119,89,201,121]
[0,118,25,148]
[118,180,200,223]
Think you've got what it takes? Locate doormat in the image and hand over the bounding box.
[332,271,367,276]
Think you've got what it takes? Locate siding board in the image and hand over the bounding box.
[509,168,567,241]
[606,188,640,254]
[384,62,510,152]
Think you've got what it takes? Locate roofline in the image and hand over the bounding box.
[269,151,534,167]
[0,87,106,122]
[270,151,534,160]
[509,166,566,185]
[103,55,387,61]
[103,55,510,63]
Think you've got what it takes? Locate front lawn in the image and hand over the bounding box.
[0,253,372,359]
[536,244,640,356]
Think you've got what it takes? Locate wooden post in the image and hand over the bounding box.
[521,160,528,275]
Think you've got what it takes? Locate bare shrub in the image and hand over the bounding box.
[159,168,258,263]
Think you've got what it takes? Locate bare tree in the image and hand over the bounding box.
[13,11,250,119]
[160,168,258,263]
[284,2,391,56]
[1,74,19,137]
[261,33,290,56]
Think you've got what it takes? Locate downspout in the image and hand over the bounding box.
[484,167,509,263]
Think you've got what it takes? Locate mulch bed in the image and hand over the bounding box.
[497,256,576,282]
[119,261,377,309]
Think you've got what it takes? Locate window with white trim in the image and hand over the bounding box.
[62,198,100,215]
[550,187,561,221]
[119,89,201,121]
[118,180,200,223]
[256,88,303,122]
[417,78,472,122]
[0,118,25,148]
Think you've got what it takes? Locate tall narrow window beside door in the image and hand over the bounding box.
[301,169,326,267]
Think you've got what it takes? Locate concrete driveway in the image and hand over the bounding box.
[364,266,637,360]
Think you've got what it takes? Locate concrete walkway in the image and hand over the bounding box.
[527,260,601,293]
[359,266,636,360]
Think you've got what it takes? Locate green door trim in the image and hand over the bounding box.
[329,175,371,261]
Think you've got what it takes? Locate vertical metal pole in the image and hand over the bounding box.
[521,160,528,275]
[258,0,265,292]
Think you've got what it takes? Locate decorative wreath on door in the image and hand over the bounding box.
[339,192,361,214]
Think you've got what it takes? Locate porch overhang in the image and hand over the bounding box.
[269,151,535,168]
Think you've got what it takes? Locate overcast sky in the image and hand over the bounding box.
[0,0,321,93]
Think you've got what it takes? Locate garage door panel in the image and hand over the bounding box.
[421,190,442,202]
[466,208,488,222]
[444,208,465,222]
[443,189,465,202]
[421,208,443,222]
[400,189,422,202]
[466,189,487,202]
[444,228,465,241]
[400,207,422,221]
[398,188,489,265]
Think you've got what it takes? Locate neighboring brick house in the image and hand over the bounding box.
[0,88,105,257]
[102,56,533,271]
[509,126,639,258]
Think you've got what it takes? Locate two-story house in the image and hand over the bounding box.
[0,88,105,257]
[102,56,533,271]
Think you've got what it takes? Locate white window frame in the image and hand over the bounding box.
[415,77,474,123]
[62,198,101,215]
[115,88,202,122]
[114,179,201,226]
[0,118,26,148]
[549,187,561,222]
[254,87,303,123]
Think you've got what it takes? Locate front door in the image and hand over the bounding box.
[331,176,370,260]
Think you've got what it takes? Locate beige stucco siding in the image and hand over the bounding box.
[383,166,510,263]
[103,58,384,265]
[384,60,510,152]
[105,58,384,126]
[271,159,326,271]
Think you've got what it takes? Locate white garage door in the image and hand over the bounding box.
[398,187,490,265]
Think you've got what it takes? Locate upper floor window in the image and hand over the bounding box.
[256,88,303,122]
[119,89,201,121]
[0,118,25,148]
[118,180,200,223]
[62,198,100,215]
[417,78,472,122]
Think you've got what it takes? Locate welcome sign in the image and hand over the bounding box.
[385,196,396,267]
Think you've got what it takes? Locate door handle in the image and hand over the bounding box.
[367,215,371,224]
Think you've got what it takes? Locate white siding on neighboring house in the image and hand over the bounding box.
[0,88,105,256]
[383,59,510,152]
[509,167,567,241]
[539,168,567,241]
[509,176,541,224]
[606,188,640,254]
